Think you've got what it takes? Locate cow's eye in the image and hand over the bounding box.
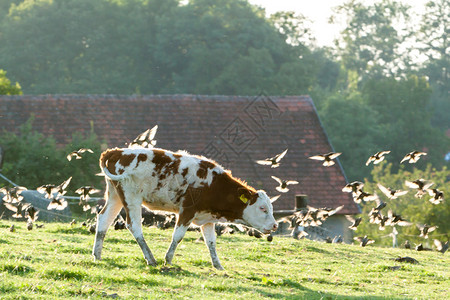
[260,206,267,213]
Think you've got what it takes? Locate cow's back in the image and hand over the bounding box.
[100,148,225,212]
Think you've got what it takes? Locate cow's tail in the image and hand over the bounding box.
[99,148,127,181]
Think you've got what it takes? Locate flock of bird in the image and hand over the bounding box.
[0,126,447,254]
[255,147,446,253]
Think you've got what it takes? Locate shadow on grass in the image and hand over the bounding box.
[210,278,414,300]
[0,263,34,275]
[47,227,92,235]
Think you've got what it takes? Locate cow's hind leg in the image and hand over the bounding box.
[93,181,123,261]
[201,223,224,270]
[126,201,157,266]
[164,216,191,266]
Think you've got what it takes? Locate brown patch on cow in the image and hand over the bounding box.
[152,149,173,173]
[196,160,216,179]
[181,168,188,177]
[119,153,136,167]
[136,153,148,167]
[111,180,130,225]
[100,148,124,175]
[177,172,257,226]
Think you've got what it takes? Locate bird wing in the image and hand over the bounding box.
[366,239,375,245]
[377,183,391,198]
[271,176,282,184]
[75,187,85,194]
[270,195,281,203]
[328,152,342,159]
[275,149,288,162]
[405,180,419,189]
[345,215,355,222]
[59,177,72,190]
[400,154,411,163]
[4,202,18,212]
[89,188,101,194]
[428,226,437,233]
[308,155,325,161]
[434,239,443,250]
[286,180,299,185]
[255,159,273,166]
[276,186,289,193]
[394,190,408,197]
[148,125,158,140]
[365,156,375,166]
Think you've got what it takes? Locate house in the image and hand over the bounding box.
[0,94,360,241]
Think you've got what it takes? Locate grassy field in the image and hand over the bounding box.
[0,220,448,299]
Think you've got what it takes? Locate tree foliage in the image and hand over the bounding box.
[0,0,316,95]
[0,116,104,194]
[0,69,22,95]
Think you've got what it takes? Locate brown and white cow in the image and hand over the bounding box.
[93,147,278,270]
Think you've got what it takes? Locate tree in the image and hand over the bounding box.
[331,0,413,80]
[361,75,449,171]
[0,0,318,95]
[415,0,449,130]
[0,69,22,95]
[318,91,381,181]
[0,116,104,194]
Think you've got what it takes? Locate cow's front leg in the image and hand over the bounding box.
[165,217,191,265]
[201,223,224,270]
[126,202,157,266]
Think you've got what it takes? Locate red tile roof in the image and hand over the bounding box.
[0,94,360,214]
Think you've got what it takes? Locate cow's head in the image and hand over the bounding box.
[239,189,278,234]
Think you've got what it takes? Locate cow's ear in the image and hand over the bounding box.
[238,188,257,205]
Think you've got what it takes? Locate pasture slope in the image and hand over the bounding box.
[0,220,448,299]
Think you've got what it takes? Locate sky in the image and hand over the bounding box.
[248,0,429,47]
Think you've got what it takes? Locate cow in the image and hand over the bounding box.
[93,147,278,270]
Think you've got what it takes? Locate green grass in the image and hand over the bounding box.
[0,220,448,299]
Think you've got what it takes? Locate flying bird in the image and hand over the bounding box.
[128,125,158,148]
[47,196,68,211]
[354,235,375,247]
[0,186,27,203]
[427,188,444,205]
[3,201,31,218]
[342,181,364,196]
[308,152,342,167]
[433,239,449,254]
[366,150,390,166]
[255,149,288,168]
[37,177,72,199]
[271,176,299,193]
[386,210,412,227]
[417,224,437,239]
[25,205,39,223]
[352,191,378,204]
[405,179,433,198]
[66,148,94,161]
[373,197,387,212]
[400,151,427,164]
[75,186,101,211]
[345,215,362,231]
[377,183,408,200]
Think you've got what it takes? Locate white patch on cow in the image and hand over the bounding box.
[242,190,277,234]
[191,211,227,226]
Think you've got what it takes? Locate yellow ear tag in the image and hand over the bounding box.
[240,194,249,203]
